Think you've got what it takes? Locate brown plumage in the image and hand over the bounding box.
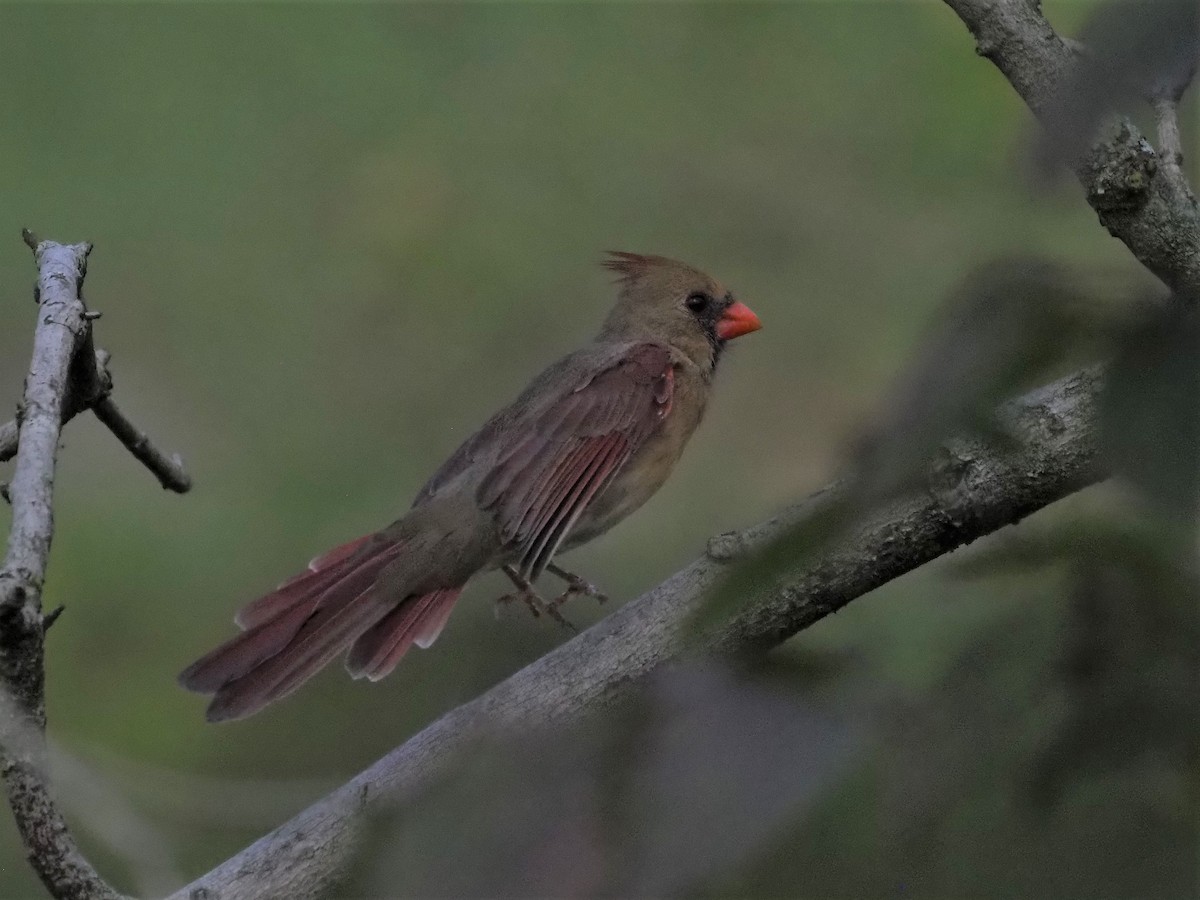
[180,252,761,721]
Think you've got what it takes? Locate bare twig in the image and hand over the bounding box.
[91,397,192,493]
[175,368,1104,900]
[1,312,191,495]
[942,0,1200,297]
[1153,96,1185,174]
[1152,94,1193,208]
[0,237,124,899]
[1152,46,1197,208]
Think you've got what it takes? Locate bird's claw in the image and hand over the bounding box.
[546,563,608,608]
[549,579,607,609]
[546,605,578,633]
[494,579,578,634]
[494,588,544,620]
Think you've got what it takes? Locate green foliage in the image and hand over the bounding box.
[1102,308,1200,524]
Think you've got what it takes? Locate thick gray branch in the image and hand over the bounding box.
[175,367,1103,900]
[943,0,1200,296]
[0,238,123,899]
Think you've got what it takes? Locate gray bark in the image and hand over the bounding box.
[0,238,125,900]
[942,0,1200,296]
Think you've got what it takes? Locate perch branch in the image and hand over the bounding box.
[175,367,1104,900]
[942,0,1200,297]
[0,238,124,899]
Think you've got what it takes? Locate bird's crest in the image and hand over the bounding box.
[601,251,680,285]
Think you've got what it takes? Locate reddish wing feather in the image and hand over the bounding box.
[510,439,598,544]
[523,433,627,577]
[482,343,673,580]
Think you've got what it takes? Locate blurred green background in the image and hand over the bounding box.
[0,2,1195,898]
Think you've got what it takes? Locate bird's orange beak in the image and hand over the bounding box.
[716,301,762,341]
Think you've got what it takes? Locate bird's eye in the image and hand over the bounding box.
[685,292,710,312]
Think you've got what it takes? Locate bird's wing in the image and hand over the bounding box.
[411,352,580,508]
[476,342,674,579]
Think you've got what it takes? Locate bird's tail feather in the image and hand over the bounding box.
[179,531,464,722]
[345,586,463,681]
[233,533,376,630]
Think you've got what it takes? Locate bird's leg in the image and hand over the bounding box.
[496,565,544,618]
[545,561,608,609]
[497,565,578,633]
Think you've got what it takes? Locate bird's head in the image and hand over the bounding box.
[598,251,761,371]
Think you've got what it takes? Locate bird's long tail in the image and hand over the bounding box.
[179,531,463,722]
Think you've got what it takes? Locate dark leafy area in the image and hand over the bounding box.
[692,257,1122,636]
[335,663,853,898]
[943,496,1198,803]
[705,484,1199,899]
[1030,551,1199,803]
[1035,0,1199,173]
[849,257,1112,502]
[947,507,1196,583]
[1101,306,1200,524]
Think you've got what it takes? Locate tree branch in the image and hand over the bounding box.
[0,238,125,899]
[0,348,109,467]
[942,0,1200,297]
[0,331,191,495]
[91,397,192,493]
[1151,50,1195,203]
[174,367,1104,900]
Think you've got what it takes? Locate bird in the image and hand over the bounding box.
[180,252,762,721]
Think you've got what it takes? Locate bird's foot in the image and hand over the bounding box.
[546,561,608,609]
[494,587,546,621]
[498,565,578,633]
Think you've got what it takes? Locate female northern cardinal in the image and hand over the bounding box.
[181,252,761,721]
